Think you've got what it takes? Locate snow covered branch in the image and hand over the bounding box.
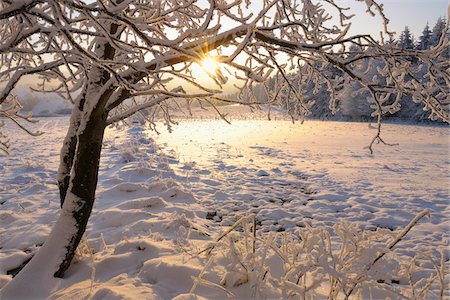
[0,0,447,134]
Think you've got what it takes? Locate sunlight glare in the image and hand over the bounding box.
[201,57,218,75]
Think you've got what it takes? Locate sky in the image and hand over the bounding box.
[342,0,448,38]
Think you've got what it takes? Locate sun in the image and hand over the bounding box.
[201,57,218,74]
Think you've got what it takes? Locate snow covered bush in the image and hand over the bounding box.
[190,212,448,299]
[0,0,448,294]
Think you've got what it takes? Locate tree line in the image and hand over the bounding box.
[340,17,448,121]
[397,17,447,52]
[245,17,448,122]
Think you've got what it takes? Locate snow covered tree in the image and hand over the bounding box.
[385,35,396,45]
[0,0,449,288]
[430,17,449,59]
[398,26,415,49]
[430,17,447,47]
[417,22,432,50]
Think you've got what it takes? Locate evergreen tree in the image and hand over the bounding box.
[347,44,362,59]
[416,23,431,50]
[398,26,415,49]
[430,17,446,47]
[429,17,449,59]
[385,35,396,45]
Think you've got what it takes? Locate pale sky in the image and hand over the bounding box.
[343,0,448,38]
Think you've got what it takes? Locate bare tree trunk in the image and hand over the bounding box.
[54,107,107,278]
[57,24,119,209]
[0,89,111,297]
[52,63,117,276]
[57,135,77,207]
[57,87,88,207]
[53,21,120,277]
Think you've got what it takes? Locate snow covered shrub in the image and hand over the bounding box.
[74,236,97,296]
[400,248,448,299]
[74,236,94,263]
[190,211,448,299]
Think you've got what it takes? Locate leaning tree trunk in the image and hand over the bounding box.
[52,21,123,276]
[51,64,119,277]
[0,20,125,300]
[0,86,113,298]
[57,86,88,208]
[53,109,107,277]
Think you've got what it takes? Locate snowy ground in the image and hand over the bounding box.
[0,107,449,299]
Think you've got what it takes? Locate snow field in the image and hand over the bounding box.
[0,114,449,299]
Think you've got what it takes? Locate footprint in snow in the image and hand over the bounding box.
[256,170,269,176]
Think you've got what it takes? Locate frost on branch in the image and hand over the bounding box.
[0,94,40,154]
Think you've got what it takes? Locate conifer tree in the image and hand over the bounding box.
[417,23,432,50]
[398,26,415,49]
[430,17,446,47]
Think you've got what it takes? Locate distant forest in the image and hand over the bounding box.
[242,17,449,123]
